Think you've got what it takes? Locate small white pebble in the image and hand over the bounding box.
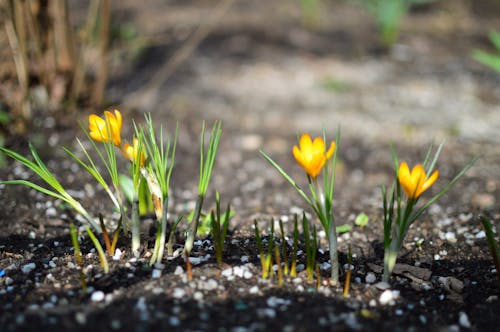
[91,291,105,302]
[75,312,86,325]
[174,266,184,275]
[113,249,123,261]
[169,316,180,326]
[172,288,186,299]
[445,232,457,243]
[204,279,218,291]
[21,263,36,274]
[249,286,259,294]
[240,256,249,263]
[320,262,331,271]
[365,272,376,284]
[459,312,471,328]
[222,268,233,277]
[419,315,427,324]
[243,271,253,279]
[154,262,165,270]
[152,269,162,279]
[475,231,486,239]
[189,257,202,265]
[193,291,203,301]
[379,290,400,305]
[5,277,14,285]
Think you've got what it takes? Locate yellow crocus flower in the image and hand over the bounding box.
[89,110,122,147]
[398,162,439,200]
[293,133,335,178]
[121,137,146,167]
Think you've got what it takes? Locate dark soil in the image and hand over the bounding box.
[1,1,500,331]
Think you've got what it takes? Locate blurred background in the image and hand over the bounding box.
[1,0,500,156]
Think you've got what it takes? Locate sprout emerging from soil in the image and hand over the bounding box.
[382,142,477,283]
[260,130,341,285]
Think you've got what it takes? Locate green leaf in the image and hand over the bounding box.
[489,30,500,51]
[355,213,369,228]
[118,174,134,204]
[336,224,351,234]
[472,49,500,72]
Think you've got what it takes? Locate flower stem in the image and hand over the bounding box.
[184,194,205,277]
[131,199,140,257]
[328,217,339,285]
[382,237,401,283]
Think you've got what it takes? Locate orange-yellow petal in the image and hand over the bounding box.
[89,114,108,143]
[121,138,145,166]
[398,162,438,200]
[293,133,335,178]
[325,141,336,160]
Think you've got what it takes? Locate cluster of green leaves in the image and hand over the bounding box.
[382,142,477,282]
[261,131,342,285]
[254,214,321,286]
[0,114,226,280]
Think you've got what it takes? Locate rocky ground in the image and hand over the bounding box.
[1,0,499,331]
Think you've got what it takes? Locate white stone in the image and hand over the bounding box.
[222,268,233,277]
[152,269,162,279]
[91,291,105,302]
[379,290,400,305]
[172,288,186,299]
[21,263,36,274]
[174,266,184,275]
[113,249,123,261]
[204,279,218,291]
[475,231,486,239]
[459,312,471,328]
[365,272,376,284]
[249,286,259,294]
[5,277,14,285]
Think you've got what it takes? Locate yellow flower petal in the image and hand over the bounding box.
[293,133,335,178]
[121,138,146,166]
[398,162,438,200]
[89,110,123,146]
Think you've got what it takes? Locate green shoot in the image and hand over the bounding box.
[480,216,500,282]
[84,226,109,273]
[279,219,289,275]
[291,214,299,278]
[184,121,222,278]
[210,192,232,266]
[343,244,352,297]
[139,114,177,265]
[275,245,283,287]
[70,223,87,291]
